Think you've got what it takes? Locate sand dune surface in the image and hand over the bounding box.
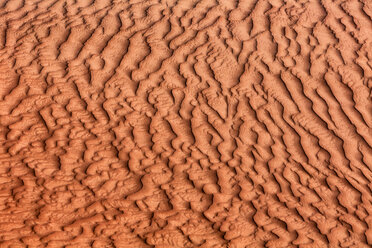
[0,0,371,247]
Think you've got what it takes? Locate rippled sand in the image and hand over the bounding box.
[0,0,371,247]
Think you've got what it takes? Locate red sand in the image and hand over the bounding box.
[0,0,371,247]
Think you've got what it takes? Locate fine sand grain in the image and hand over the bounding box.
[0,0,371,247]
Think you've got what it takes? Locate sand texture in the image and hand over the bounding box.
[0,0,371,247]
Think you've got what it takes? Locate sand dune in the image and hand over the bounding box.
[0,0,371,247]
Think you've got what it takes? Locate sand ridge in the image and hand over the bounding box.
[0,0,371,247]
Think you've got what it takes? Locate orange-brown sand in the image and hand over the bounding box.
[0,0,371,247]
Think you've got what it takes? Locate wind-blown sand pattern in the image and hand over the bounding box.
[0,0,371,247]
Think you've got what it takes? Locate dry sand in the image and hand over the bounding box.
[0,0,371,247]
